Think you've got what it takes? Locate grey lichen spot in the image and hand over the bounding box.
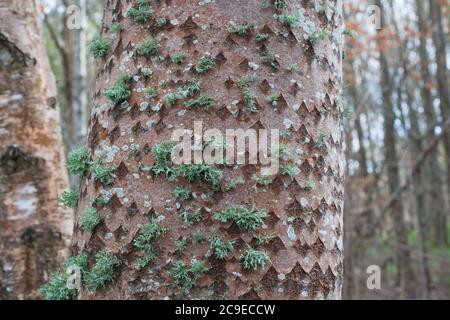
[303,257,311,264]
[287,225,297,241]
[199,0,213,5]
[2,261,13,274]
[105,232,113,239]
[300,197,308,207]
[277,274,286,281]
[248,62,259,70]
[298,8,316,38]
[201,24,210,31]
[97,141,120,163]
[101,188,125,202]
[315,91,326,101]
[151,103,162,112]
[146,120,156,129]
[139,102,149,111]
[283,118,293,129]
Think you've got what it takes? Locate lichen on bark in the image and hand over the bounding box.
[72,0,345,300]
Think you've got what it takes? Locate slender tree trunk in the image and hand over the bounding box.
[71,0,345,300]
[347,58,368,178]
[354,116,368,177]
[402,49,432,297]
[73,0,88,147]
[416,0,448,248]
[0,0,72,299]
[430,0,450,235]
[343,95,354,299]
[391,5,431,297]
[343,58,366,299]
[375,0,414,298]
[62,20,75,149]
[405,87,431,299]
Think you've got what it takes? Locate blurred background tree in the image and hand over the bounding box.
[42,0,102,180]
[343,0,450,299]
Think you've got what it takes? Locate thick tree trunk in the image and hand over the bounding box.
[72,0,345,300]
[0,0,72,299]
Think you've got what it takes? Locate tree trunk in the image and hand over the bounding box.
[430,0,450,238]
[416,0,448,248]
[0,0,72,299]
[375,0,414,298]
[354,115,368,177]
[73,0,88,148]
[405,87,431,299]
[62,13,75,150]
[72,0,345,300]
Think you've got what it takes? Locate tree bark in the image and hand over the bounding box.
[0,0,72,299]
[72,0,345,300]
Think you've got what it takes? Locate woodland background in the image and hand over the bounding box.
[28,0,450,299]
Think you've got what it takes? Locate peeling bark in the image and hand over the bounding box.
[0,0,72,299]
[73,0,345,300]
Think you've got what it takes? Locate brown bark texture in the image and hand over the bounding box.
[73,0,345,300]
[0,0,72,299]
